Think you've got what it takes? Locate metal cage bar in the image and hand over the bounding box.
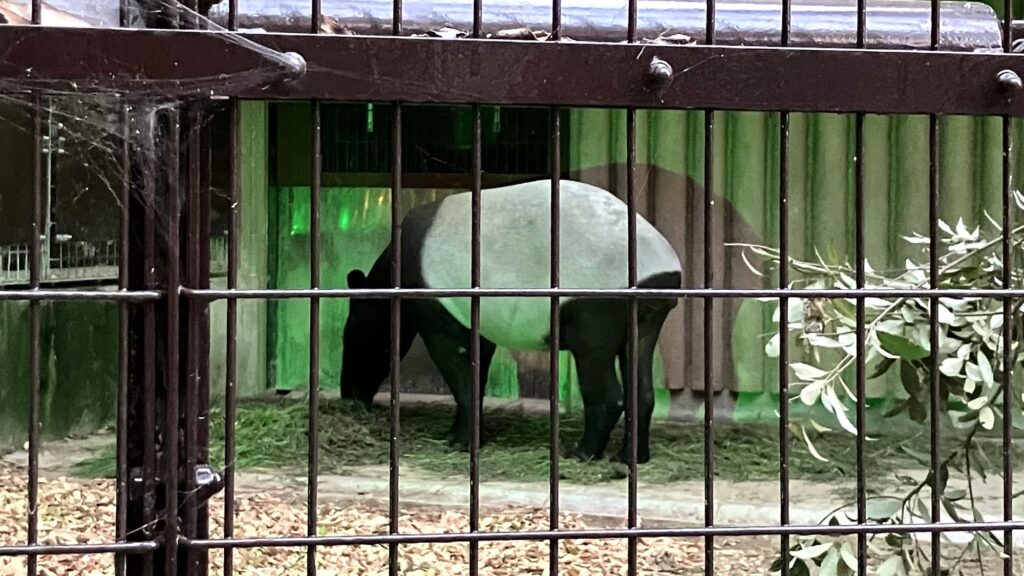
[387,1,404,573]
[548,104,562,576]
[1003,0,1017,569]
[548,5,564,574]
[778,0,792,571]
[703,0,717,568]
[223,1,241,573]
[307,0,324,566]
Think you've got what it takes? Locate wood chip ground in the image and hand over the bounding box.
[0,461,776,575]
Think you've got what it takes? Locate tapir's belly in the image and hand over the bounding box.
[418,180,681,351]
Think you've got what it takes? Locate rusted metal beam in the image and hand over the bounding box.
[1,26,1023,116]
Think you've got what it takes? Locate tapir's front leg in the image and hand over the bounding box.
[414,302,497,451]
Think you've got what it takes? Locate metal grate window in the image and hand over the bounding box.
[0,0,1022,575]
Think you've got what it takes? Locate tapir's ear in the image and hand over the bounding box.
[347,270,367,289]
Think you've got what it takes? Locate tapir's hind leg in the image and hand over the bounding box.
[412,301,497,451]
[614,300,672,465]
[567,352,623,461]
[562,298,628,462]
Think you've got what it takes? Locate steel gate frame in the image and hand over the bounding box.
[1,0,1024,574]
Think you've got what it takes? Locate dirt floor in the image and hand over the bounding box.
[0,432,1022,575]
[0,457,776,575]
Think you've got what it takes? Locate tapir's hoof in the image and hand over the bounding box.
[446,432,469,452]
[445,432,488,452]
[563,444,602,462]
[613,448,651,465]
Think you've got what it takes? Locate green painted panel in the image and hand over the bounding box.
[268,102,1024,419]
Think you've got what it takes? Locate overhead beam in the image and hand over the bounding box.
[0,26,1022,116]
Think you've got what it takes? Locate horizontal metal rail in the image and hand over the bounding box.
[0,541,161,556]
[0,289,163,301]
[181,519,1024,549]
[1,26,1024,115]
[181,286,1024,299]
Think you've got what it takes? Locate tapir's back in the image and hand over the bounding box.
[418,179,681,350]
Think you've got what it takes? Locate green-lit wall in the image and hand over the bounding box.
[268,104,1024,419]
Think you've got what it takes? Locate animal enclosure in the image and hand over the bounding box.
[1,0,1024,575]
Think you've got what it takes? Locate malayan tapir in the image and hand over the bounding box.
[340,179,682,464]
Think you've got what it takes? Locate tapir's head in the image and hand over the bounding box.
[340,269,391,406]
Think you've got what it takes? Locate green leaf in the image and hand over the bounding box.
[977,351,994,386]
[869,357,896,379]
[819,547,840,576]
[946,488,968,501]
[883,398,909,418]
[878,332,929,360]
[878,555,904,576]
[908,396,928,423]
[900,445,931,467]
[791,559,811,576]
[885,533,905,548]
[839,541,859,572]
[925,464,950,494]
[792,362,829,381]
[900,361,922,399]
[980,405,996,430]
[941,497,962,521]
[790,542,834,560]
[769,556,785,572]
[866,498,903,521]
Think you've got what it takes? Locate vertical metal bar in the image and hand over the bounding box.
[548,113,562,576]
[928,1,941,573]
[184,101,204,575]
[142,116,158,576]
[388,103,403,576]
[388,4,404,573]
[307,101,322,576]
[853,116,867,576]
[625,110,640,576]
[468,2,484,574]
[468,107,483,576]
[777,0,790,561]
[116,92,132,576]
[1002,0,1014,570]
[702,117,716,576]
[164,107,182,576]
[26,94,42,576]
[307,4,324,575]
[625,1,640,574]
[114,5,131,573]
[853,3,867,573]
[224,77,241,576]
[548,10,563,576]
[224,3,241,576]
[703,1,716,572]
[27,8,42,576]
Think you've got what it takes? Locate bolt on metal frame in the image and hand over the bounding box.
[0,0,1022,574]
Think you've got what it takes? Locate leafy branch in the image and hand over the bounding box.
[733,193,1024,575]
